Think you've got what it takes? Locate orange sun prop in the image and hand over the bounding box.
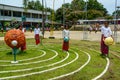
[4,29,25,48]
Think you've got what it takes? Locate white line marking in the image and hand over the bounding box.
[0,51,69,74]
[0,50,58,66]
[48,50,91,80]
[110,50,120,58]
[92,58,110,80]
[112,53,120,58]
[0,50,78,80]
[18,50,46,62]
[90,49,110,80]
[0,50,46,62]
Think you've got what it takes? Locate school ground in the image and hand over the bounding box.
[1,31,120,42]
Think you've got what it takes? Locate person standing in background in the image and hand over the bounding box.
[100,21,112,57]
[34,24,41,45]
[62,25,70,51]
[1,27,4,33]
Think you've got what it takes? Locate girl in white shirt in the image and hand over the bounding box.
[62,25,70,51]
[100,21,112,57]
[34,24,40,45]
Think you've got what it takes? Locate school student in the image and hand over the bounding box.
[34,24,41,45]
[100,21,112,57]
[62,25,70,51]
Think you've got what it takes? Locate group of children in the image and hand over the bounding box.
[33,24,70,51]
[62,21,113,58]
[19,24,70,51]
[3,22,112,58]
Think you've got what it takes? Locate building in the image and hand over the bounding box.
[0,4,51,29]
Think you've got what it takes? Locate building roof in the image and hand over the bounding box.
[0,4,50,15]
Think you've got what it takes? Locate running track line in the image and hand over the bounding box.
[0,44,46,62]
[0,50,46,62]
[0,50,58,66]
[0,50,78,80]
[48,50,91,80]
[0,50,69,74]
[112,53,120,58]
[90,49,110,80]
[110,50,120,59]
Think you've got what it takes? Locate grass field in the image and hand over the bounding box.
[0,38,120,80]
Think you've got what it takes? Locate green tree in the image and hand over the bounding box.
[87,0,108,16]
[45,8,54,20]
[55,3,72,23]
[55,8,63,23]
[23,0,29,11]
[34,0,43,10]
[112,10,120,18]
[27,0,35,9]
[71,0,85,11]
[27,0,43,10]
[87,10,103,19]
[105,15,113,20]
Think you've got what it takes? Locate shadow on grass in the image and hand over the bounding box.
[6,50,28,55]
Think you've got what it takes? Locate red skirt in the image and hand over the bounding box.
[101,35,109,54]
[62,41,69,51]
[35,34,40,45]
[21,37,26,51]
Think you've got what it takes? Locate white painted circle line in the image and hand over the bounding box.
[48,50,91,80]
[0,50,69,74]
[0,50,78,80]
[112,53,120,58]
[110,50,120,58]
[0,50,58,66]
[18,50,46,62]
[90,49,110,80]
[92,58,110,80]
[0,50,46,62]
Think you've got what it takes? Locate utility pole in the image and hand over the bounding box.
[49,0,55,39]
[114,0,117,42]
[42,0,45,38]
[63,0,65,26]
[83,0,88,40]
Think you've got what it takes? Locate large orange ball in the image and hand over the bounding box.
[104,37,114,46]
[4,29,25,48]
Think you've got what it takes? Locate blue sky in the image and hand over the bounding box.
[0,0,120,14]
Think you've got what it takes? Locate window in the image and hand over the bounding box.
[23,12,30,18]
[1,10,11,16]
[13,11,21,17]
[32,13,38,18]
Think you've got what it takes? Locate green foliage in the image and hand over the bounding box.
[87,9,103,19]
[71,0,85,11]
[55,8,63,22]
[56,0,108,22]
[105,15,113,20]
[23,0,29,11]
[112,10,120,18]
[87,0,108,16]
[27,0,43,10]
[23,0,54,21]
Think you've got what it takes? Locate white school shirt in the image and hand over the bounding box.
[101,26,112,37]
[62,29,70,38]
[22,28,25,33]
[34,28,40,35]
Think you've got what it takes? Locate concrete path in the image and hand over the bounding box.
[1,31,120,42]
